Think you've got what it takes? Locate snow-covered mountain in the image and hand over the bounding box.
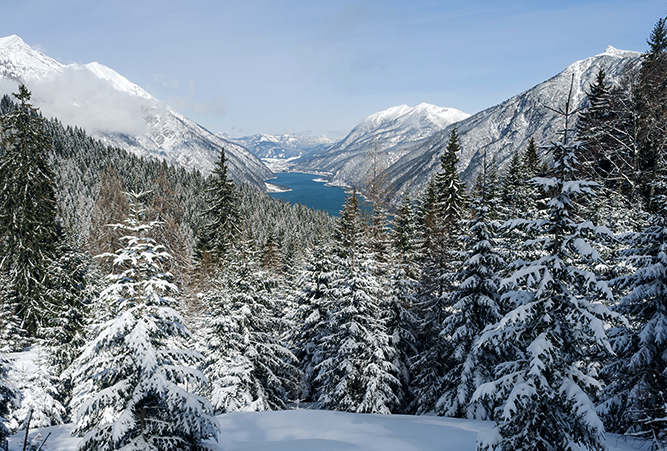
[225,133,336,159]
[294,47,640,203]
[0,35,272,188]
[383,46,641,201]
[293,103,470,182]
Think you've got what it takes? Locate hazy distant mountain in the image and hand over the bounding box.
[292,103,470,184]
[293,47,641,204]
[224,133,336,159]
[0,35,272,188]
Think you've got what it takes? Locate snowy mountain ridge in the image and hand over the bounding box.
[295,46,642,203]
[224,132,336,160]
[0,35,272,188]
[293,102,470,182]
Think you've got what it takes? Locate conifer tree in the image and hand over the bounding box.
[498,140,546,268]
[645,17,667,67]
[71,191,217,451]
[0,85,61,338]
[44,247,97,375]
[437,151,505,419]
[523,137,543,176]
[474,80,616,451]
[6,346,65,432]
[382,194,420,411]
[0,355,20,451]
[291,244,338,401]
[199,235,300,413]
[313,190,401,413]
[411,128,467,414]
[598,179,667,446]
[196,149,240,266]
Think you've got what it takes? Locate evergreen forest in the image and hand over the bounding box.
[2,16,667,451]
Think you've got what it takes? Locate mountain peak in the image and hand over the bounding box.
[0,35,28,49]
[363,102,469,132]
[0,34,63,80]
[601,45,638,58]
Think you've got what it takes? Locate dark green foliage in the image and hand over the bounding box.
[44,247,98,374]
[196,149,241,265]
[600,209,667,444]
[645,17,667,65]
[411,128,467,414]
[0,85,61,338]
[522,137,543,176]
[438,152,505,419]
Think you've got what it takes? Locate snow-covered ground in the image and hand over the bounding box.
[265,181,292,193]
[7,409,651,451]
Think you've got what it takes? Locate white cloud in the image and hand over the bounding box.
[0,65,153,135]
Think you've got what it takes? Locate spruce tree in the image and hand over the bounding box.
[6,346,65,432]
[411,128,467,414]
[598,183,667,446]
[474,81,616,451]
[196,149,240,266]
[0,85,61,338]
[291,244,338,401]
[71,191,217,451]
[312,190,401,413]
[523,137,542,176]
[0,354,20,451]
[498,140,546,270]
[437,151,505,419]
[645,17,667,66]
[199,233,300,413]
[385,194,420,411]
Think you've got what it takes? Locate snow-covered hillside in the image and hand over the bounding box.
[0,35,272,188]
[226,133,336,160]
[384,46,641,200]
[294,47,640,203]
[293,102,470,184]
[6,409,650,451]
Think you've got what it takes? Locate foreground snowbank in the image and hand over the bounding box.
[8,409,650,451]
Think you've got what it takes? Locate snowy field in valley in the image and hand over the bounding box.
[7,409,651,451]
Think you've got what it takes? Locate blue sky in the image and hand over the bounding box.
[4,0,665,139]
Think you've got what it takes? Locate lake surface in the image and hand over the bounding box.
[268,172,348,217]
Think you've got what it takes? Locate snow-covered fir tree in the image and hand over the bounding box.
[0,354,20,451]
[0,85,61,339]
[313,189,401,413]
[384,194,420,412]
[195,149,240,266]
[0,275,27,353]
[411,128,467,414]
[498,139,546,270]
[474,83,617,451]
[70,191,217,451]
[199,230,300,413]
[436,151,505,419]
[291,244,338,401]
[599,180,667,446]
[44,248,98,375]
[6,346,65,432]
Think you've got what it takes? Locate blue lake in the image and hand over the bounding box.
[268,172,348,217]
